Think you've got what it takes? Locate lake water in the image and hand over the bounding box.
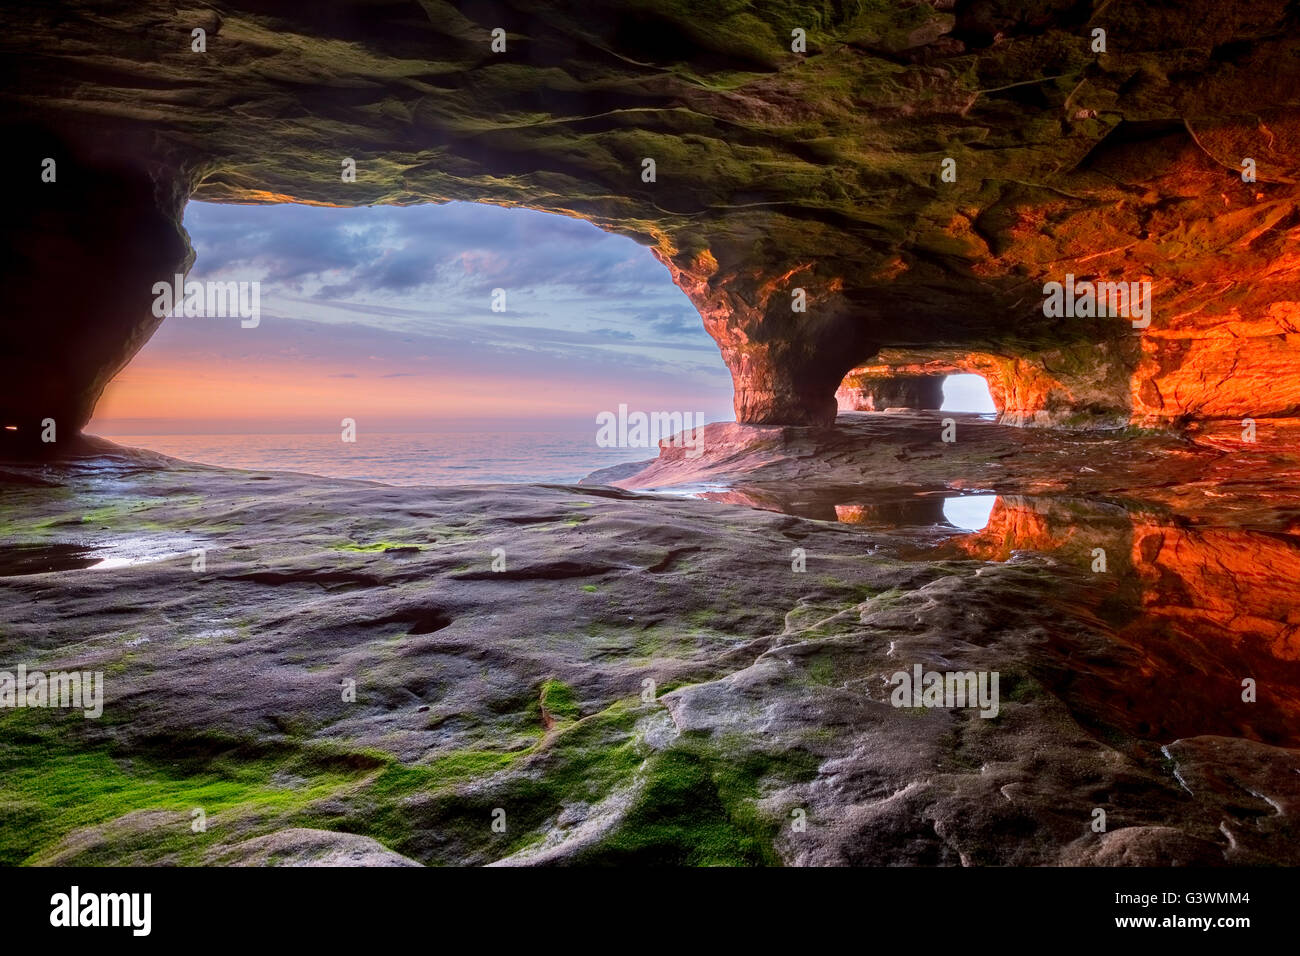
[88,430,655,485]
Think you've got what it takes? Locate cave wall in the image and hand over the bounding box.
[835,372,945,413]
[3,0,1300,444]
[841,323,1300,430]
[835,342,1138,427]
[0,129,194,449]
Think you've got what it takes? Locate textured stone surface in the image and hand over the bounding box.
[4,438,1299,866]
[836,371,944,412]
[833,344,1138,426]
[207,828,424,866]
[587,410,1300,523]
[4,1,1300,439]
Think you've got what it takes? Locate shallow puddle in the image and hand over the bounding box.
[696,483,1300,748]
[0,543,100,575]
[0,535,198,576]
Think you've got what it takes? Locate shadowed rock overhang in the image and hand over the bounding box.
[3,0,1300,446]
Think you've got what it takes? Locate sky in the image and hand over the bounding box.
[87,199,995,436]
[89,201,737,435]
[942,374,997,414]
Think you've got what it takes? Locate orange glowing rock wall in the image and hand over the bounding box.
[938,496,1300,739]
[6,0,1300,437]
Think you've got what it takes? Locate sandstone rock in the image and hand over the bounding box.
[1059,827,1226,866]
[5,1,1300,441]
[207,828,423,867]
[836,373,945,413]
[4,432,1299,866]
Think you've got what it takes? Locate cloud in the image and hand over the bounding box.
[642,309,705,337]
[180,201,721,366]
[186,201,681,302]
[588,328,637,341]
[93,200,733,429]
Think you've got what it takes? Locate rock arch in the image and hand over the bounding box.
[835,344,1137,428]
[4,0,1300,450]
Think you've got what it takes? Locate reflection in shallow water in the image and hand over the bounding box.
[0,543,99,575]
[831,491,1021,533]
[941,494,997,531]
[705,485,1300,749]
[0,536,199,576]
[943,495,1300,748]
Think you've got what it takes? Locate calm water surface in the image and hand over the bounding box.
[90,430,651,485]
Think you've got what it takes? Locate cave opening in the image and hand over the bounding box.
[941,493,997,532]
[85,199,733,484]
[940,373,997,415]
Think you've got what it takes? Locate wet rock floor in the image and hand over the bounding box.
[1,417,1297,865]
